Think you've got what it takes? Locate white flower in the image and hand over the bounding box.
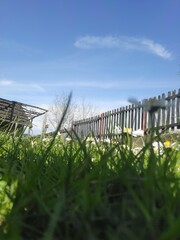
[114,126,122,134]
[31,140,36,147]
[152,141,163,149]
[132,129,144,137]
[133,147,142,155]
[152,141,164,155]
[66,137,72,142]
[121,144,130,150]
[103,137,111,144]
[42,138,50,143]
[94,137,100,143]
[171,142,180,151]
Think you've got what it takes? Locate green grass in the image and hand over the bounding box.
[0,127,180,240]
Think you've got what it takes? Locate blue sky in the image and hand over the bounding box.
[0,0,180,118]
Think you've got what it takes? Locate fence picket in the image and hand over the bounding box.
[177,89,180,129]
[67,89,180,139]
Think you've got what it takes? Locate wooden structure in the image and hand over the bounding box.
[71,89,180,139]
[0,97,48,132]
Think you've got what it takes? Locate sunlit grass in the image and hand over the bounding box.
[0,127,179,239]
[0,94,180,239]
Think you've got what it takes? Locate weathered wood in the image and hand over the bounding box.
[0,97,47,132]
[176,90,180,128]
[171,90,176,130]
[71,89,180,139]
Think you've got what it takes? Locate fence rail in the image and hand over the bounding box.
[69,89,180,139]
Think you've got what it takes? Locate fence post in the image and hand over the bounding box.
[141,99,147,132]
[142,111,146,132]
[99,113,104,141]
[171,90,176,130]
[162,93,166,129]
[177,89,180,129]
[166,91,171,130]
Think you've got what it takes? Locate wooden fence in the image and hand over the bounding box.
[69,89,180,139]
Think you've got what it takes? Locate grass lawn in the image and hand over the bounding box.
[0,126,180,240]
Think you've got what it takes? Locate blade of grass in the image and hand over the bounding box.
[41,92,72,161]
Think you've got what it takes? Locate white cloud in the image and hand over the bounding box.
[43,80,117,89]
[0,79,45,93]
[74,36,120,49]
[0,80,13,87]
[74,35,172,60]
[0,40,41,55]
[0,79,13,85]
[16,83,45,92]
[42,79,174,90]
[141,38,172,59]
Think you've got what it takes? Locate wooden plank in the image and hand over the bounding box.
[157,95,161,128]
[99,113,104,140]
[161,93,166,128]
[176,89,180,128]
[137,104,141,130]
[171,90,176,130]
[166,91,171,129]
[131,104,134,130]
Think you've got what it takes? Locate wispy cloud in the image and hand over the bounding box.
[43,81,116,89]
[0,79,45,93]
[42,79,174,90]
[0,79,13,86]
[0,40,41,55]
[74,36,172,60]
